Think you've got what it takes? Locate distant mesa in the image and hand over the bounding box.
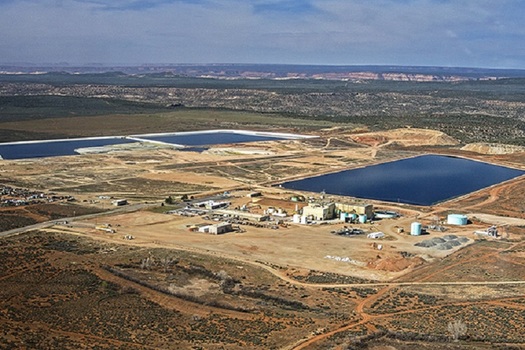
[2,64,524,82]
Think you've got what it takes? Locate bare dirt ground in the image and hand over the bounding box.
[2,127,525,349]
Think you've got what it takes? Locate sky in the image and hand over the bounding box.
[1,0,524,68]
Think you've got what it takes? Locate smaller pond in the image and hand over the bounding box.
[134,131,293,146]
[0,130,310,159]
[0,137,133,160]
[280,155,525,206]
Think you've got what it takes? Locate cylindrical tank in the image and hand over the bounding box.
[340,212,348,221]
[374,211,398,219]
[411,222,422,236]
[358,214,367,224]
[300,216,307,225]
[292,214,301,224]
[350,213,358,222]
[447,214,468,225]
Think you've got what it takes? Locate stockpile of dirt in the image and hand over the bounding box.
[351,128,459,147]
[369,255,426,272]
[462,142,525,154]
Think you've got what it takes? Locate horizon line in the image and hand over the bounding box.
[1,62,525,71]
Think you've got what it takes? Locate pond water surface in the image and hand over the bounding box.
[135,131,289,146]
[0,130,296,159]
[0,138,133,160]
[280,155,525,206]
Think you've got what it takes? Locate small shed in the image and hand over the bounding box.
[111,199,128,206]
[367,232,385,239]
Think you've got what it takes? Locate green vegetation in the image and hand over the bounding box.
[0,95,165,122]
[1,73,525,144]
[2,72,525,98]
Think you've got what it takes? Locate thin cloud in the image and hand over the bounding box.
[253,0,318,16]
[0,0,523,67]
[72,0,209,11]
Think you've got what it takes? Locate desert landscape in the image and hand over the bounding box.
[3,0,525,347]
[2,106,525,349]
[4,0,525,346]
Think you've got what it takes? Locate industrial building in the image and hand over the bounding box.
[193,200,230,210]
[302,202,336,220]
[198,222,233,235]
[300,202,374,222]
[335,203,374,218]
[215,209,269,222]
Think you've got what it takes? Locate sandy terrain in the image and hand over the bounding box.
[140,171,242,188]
[66,207,482,282]
[2,126,525,349]
[3,127,524,280]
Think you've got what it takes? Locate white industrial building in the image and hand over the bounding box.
[198,222,233,235]
[302,202,336,220]
[300,202,374,222]
[215,209,269,222]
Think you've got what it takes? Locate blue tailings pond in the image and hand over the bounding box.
[0,138,133,160]
[136,131,290,146]
[280,155,525,206]
[0,130,298,159]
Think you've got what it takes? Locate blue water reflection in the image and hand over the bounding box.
[280,155,525,206]
[138,132,285,146]
[0,138,133,159]
[0,131,288,159]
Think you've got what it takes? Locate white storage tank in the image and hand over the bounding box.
[411,222,422,236]
[292,214,301,224]
[340,212,348,221]
[300,215,308,225]
[373,210,398,219]
[447,214,468,225]
[358,214,367,224]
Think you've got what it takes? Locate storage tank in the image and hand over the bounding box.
[374,210,398,219]
[340,212,348,221]
[411,222,422,236]
[358,214,367,224]
[447,214,468,225]
[292,214,301,224]
[300,215,308,225]
[350,213,358,222]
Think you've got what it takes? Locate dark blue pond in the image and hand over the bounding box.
[0,131,293,159]
[0,138,133,159]
[138,132,286,146]
[280,155,525,206]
